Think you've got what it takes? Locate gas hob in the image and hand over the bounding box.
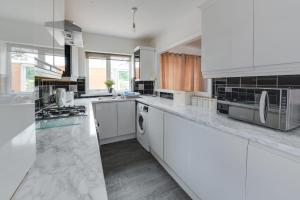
[35,105,86,121]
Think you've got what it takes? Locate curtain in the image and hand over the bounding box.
[160,53,203,92]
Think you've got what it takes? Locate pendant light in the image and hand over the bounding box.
[131,7,138,32]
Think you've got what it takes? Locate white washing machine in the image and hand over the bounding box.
[136,103,150,151]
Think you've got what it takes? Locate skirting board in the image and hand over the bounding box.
[100,133,136,145]
[150,150,202,200]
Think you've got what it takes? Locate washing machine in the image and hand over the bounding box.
[136,103,150,151]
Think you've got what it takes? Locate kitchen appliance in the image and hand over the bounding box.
[136,103,150,151]
[35,105,86,121]
[45,20,83,48]
[217,87,300,131]
[66,91,75,106]
[56,88,67,107]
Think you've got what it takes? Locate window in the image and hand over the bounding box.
[87,52,131,91]
[10,47,37,93]
[9,44,65,93]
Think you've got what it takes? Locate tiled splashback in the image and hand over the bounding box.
[35,79,80,111]
[213,75,300,97]
[134,80,154,95]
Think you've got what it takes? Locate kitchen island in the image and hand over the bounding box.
[12,99,108,200]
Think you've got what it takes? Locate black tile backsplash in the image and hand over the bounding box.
[241,76,256,87]
[35,78,85,111]
[134,80,154,95]
[257,76,278,88]
[213,75,300,97]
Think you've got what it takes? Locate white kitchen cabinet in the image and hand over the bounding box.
[188,121,248,200]
[164,112,248,200]
[164,112,190,184]
[201,0,253,77]
[254,0,300,68]
[134,46,155,81]
[148,106,164,160]
[95,102,118,139]
[117,101,135,136]
[246,142,300,200]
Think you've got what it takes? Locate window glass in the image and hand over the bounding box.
[87,53,131,91]
[111,60,130,91]
[88,58,107,90]
[10,52,36,92]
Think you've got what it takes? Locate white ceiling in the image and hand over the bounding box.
[65,0,206,40]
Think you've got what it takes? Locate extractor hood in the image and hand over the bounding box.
[45,20,84,48]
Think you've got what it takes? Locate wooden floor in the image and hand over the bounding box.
[101,139,192,200]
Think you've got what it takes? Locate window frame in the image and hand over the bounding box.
[86,52,133,93]
[7,43,64,94]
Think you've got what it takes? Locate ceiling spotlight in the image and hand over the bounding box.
[131,7,138,32]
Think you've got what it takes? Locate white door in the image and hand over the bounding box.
[148,106,164,160]
[201,0,253,76]
[117,101,135,136]
[254,0,300,66]
[246,142,300,200]
[95,103,118,139]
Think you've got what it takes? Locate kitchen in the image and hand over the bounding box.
[1,0,300,200]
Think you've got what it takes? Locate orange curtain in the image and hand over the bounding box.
[160,53,203,92]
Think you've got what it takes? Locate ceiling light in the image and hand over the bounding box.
[131,7,138,32]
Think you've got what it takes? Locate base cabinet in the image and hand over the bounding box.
[164,112,248,200]
[95,102,118,139]
[117,101,135,136]
[148,107,164,160]
[94,101,135,140]
[246,143,300,200]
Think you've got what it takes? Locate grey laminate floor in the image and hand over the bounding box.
[101,139,192,200]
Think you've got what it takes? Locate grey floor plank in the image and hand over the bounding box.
[101,139,192,200]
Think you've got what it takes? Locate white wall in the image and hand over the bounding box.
[0,18,54,49]
[151,9,202,89]
[168,46,201,56]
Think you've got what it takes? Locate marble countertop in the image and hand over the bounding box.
[137,96,300,157]
[12,98,108,200]
[92,96,137,104]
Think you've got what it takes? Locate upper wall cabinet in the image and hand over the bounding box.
[201,0,300,78]
[254,0,300,69]
[201,0,254,78]
[134,46,155,81]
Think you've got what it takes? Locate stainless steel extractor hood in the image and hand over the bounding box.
[45,20,84,48]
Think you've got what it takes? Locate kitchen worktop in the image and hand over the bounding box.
[12,99,108,200]
[137,96,300,157]
[92,96,137,104]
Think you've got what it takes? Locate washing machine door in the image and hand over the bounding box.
[137,112,146,134]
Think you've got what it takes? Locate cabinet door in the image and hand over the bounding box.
[140,49,155,80]
[95,103,118,139]
[254,0,300,66]
[148,107,164,160]
[117,101,135,136]
[201,0,253,75]
[164,112,248,200]
[164,112,190,184]
[189,123,248,200]
[246,143,300,200]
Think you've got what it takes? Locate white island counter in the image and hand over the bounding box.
[12,99,108,200]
